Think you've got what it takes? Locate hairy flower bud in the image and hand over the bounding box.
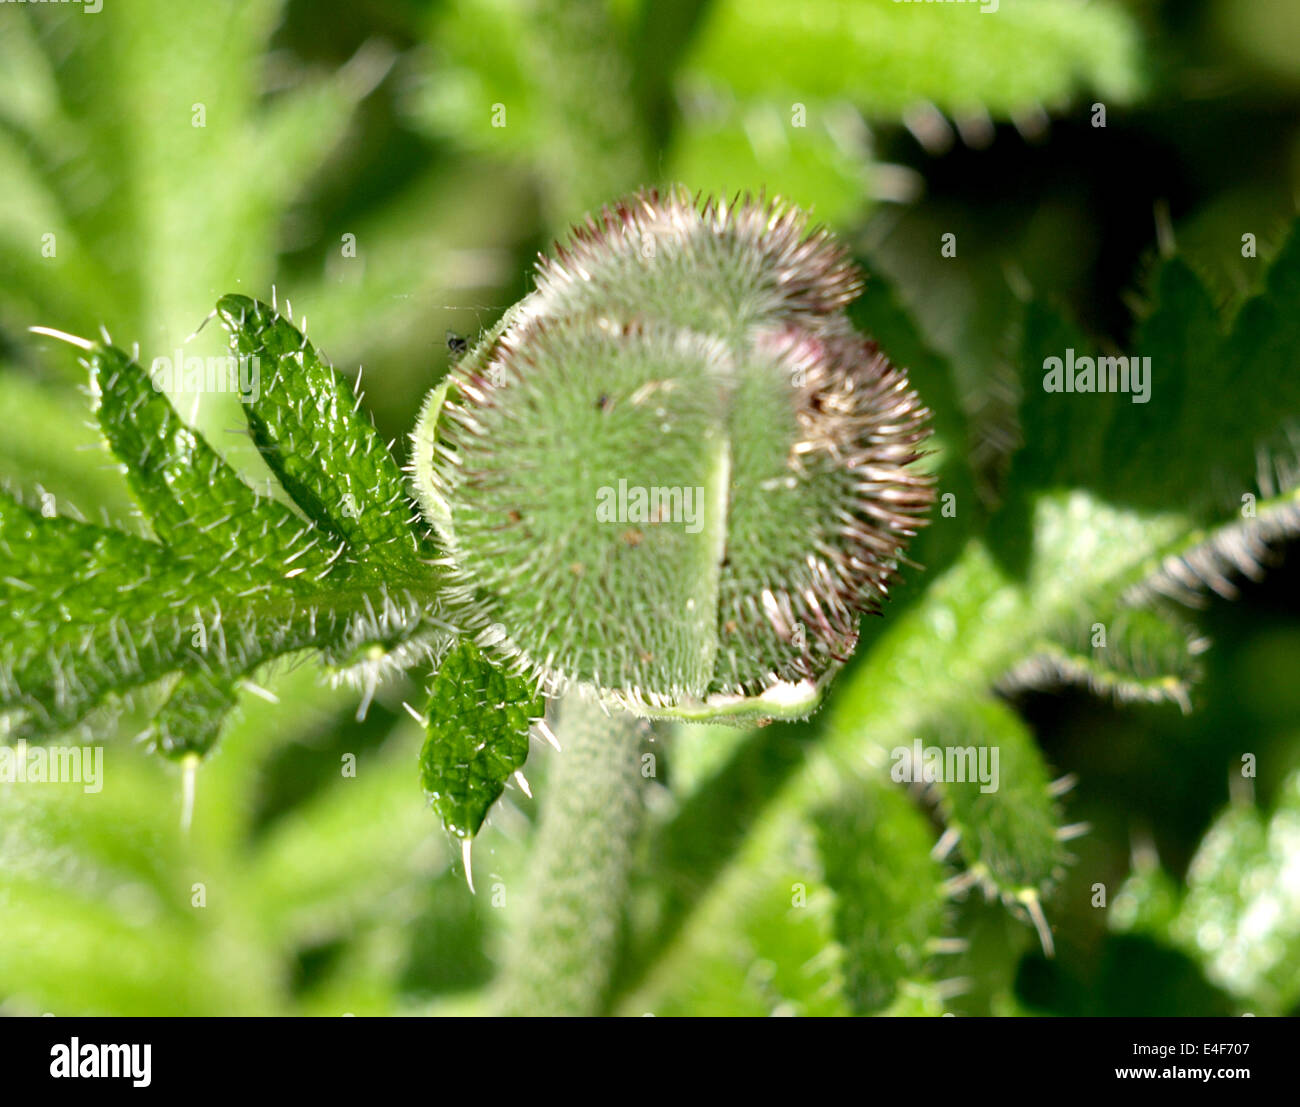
[412,188,933,721]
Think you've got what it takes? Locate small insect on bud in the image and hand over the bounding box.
[412,187,933,722]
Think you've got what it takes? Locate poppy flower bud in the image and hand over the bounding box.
[412,188,932,721]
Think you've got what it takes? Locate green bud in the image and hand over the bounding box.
[412,188,932,721]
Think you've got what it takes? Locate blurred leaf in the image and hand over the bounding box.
[684,0,1143,114]
[1112,768,1300,1014]
[0,369,136,516]
[620,817,850,1016]
[0,753,281,1015]
[0,490,231,740]
[667,98,874,226]
[666,0,1142,221]
[0,0,379,352]
[415,0,647,221]
[247,727,444,947]
[816,784,949,1014]
[1009,225,1300,516]
[1003,605,1209,712]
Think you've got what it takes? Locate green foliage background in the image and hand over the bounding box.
[2,0,1300,1016]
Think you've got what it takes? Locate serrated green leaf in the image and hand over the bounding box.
[88,341,333,580]
[419,640,543,838]
[0,486,355,743]
[0,491,212,737]
[3,316,449,753]
[216,294,436,575]
[1106,230,1300,508]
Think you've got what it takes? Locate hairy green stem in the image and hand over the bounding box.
[498,688,645,1016]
